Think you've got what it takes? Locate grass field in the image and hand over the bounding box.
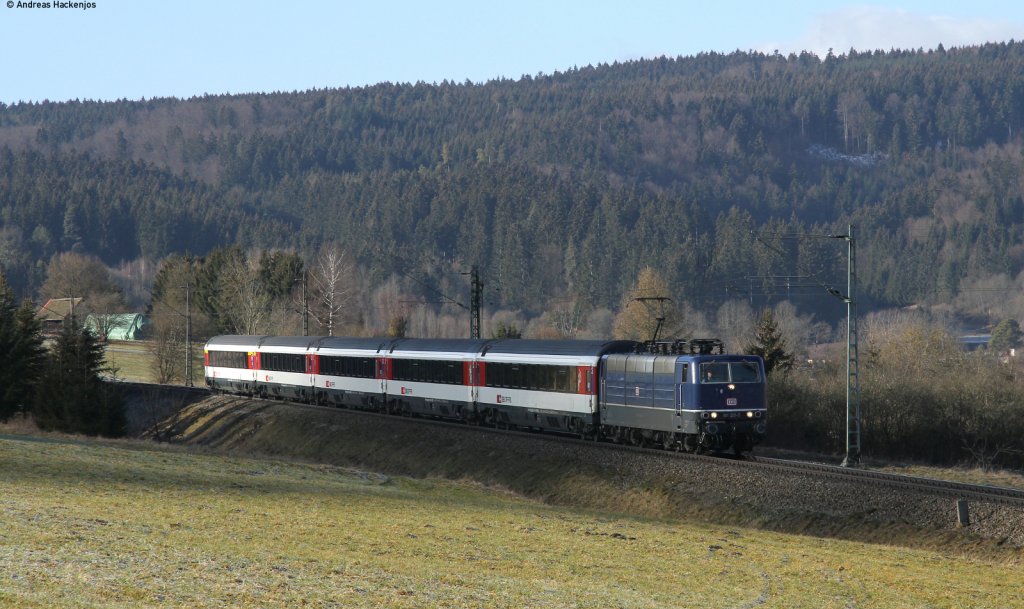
[102,341,204,385]
[1,433,1020,608]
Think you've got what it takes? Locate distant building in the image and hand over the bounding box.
[36,297,84,335]
[85,313,151,341]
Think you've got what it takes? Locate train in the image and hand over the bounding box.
[203,335,768,454]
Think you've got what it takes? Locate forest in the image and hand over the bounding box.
[3,42,1024,339]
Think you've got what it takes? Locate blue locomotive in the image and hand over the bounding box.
[204,335,767,454]
[600,339,767,453]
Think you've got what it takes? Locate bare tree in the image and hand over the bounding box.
[580,307,615,339]
[147,303,186,384]
[308,243,355,336]
[370,276,407,336]
[219,255,272,335]
[550,299,587,339]
[715,299,755,353]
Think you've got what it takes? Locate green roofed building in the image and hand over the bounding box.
[85,313,151,341]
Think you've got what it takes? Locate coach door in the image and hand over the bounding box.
[376,357,389,396]
[306,353,318,387]
[467,361,480,404]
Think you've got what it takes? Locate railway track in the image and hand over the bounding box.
[747,456,1024,508]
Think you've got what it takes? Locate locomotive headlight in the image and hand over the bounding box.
[728,384,735,390]
[710,412,718,419]
[746,411,754,418]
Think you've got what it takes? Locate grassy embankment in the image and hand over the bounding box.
[1,430,1021,608]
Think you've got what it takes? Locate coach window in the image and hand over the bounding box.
[210,351,241,369]
[537,365,547,391]
[550,366,560,392]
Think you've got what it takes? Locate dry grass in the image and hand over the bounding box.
[871,462,1024,490]
[1,433,1021,608]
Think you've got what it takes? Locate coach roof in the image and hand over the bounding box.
[387,338,493,354]
[316,337,394,352]
[482,339,640,357]
[260,336,326,349]
[205,335,270,348]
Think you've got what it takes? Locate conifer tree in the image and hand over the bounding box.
[989,319,1022,355]
[492,321,522,339]
[0,272,45,421]
[33,318,125,436]
[746,309,794,376]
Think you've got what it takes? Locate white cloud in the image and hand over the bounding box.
[763,6,1024,57]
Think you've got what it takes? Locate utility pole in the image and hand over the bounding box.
[184,282,193,387]
[831,225,861,467]
[301,271,309,337]
[470,265,482,339]
[752,226,862,466]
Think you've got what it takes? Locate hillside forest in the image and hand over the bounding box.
[4,43,1024,465]
[2,42,1024,343]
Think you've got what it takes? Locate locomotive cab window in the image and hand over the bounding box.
[731,362,761,383]
[700,361,761,383]
[701,363,730,383]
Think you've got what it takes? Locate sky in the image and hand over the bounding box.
[1,1,1023,104]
